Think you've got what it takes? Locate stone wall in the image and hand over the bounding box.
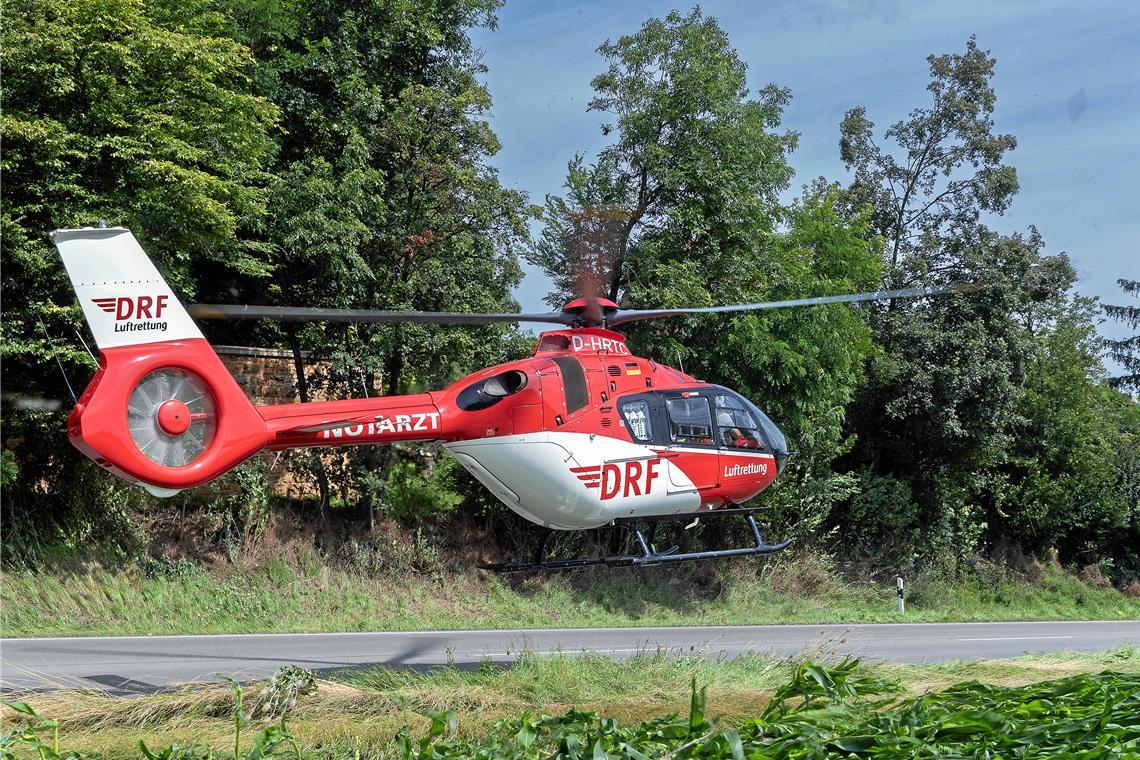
[214,346,326,499]
[214,345,311,405]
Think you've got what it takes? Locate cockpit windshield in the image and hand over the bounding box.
[714,393,764,449]
[712,386,787,455]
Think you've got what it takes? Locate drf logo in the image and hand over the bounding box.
[571,458,661,500]
[92,295,168,321]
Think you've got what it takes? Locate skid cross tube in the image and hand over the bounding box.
[480,509,791,573]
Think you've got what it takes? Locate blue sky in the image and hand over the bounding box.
[469,0,1139,359]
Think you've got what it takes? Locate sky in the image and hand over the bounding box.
[468,0,1139,359]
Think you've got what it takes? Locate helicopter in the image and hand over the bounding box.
[52,226,963,572]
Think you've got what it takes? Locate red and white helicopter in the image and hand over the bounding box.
[53,227,960,571]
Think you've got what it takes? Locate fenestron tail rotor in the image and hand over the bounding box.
[128,368,217,468]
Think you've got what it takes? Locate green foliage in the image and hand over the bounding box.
[836,35,1018,277]
[841,471,920,566]
[833,36,1137,573]
[138,554,203,581]
[0,450,17,488]
[1003,296,1132,561]
[339,528,445,579]
[4,552,1138,639]
[1103,278,1140,394]
[6,651,1140,757]
[1,698,61,759]
[0,432,145,570]
[378,454,464,521]
[531,7,796,304]
[1,0,277,560]
[389,666,1139,760]
[129,679,303,759]
[220,0,531,508]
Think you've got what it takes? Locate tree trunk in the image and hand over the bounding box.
[287,325,330,520]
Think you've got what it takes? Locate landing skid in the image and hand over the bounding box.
[481,507,792,573]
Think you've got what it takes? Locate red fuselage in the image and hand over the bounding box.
[69,327,788,528]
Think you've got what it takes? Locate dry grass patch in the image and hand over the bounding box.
[9,646,1137,757]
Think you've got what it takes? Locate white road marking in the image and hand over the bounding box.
[3,620,1122,643]
[956,636,1074,642]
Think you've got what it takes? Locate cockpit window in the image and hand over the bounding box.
[666,396,714,445]
[715,394,764,449]
[536,334,570,352]
[620,400,653,442]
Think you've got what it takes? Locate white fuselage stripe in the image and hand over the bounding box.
[667,446,775,459]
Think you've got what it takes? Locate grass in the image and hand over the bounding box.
[4,647,1139,757]
[3,554,1138,638]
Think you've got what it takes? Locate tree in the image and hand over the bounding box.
[533,9,881,542]
[830,39,1099,568]
[1002,293,1131,563]
[1,0,277,548]
[529,7,796,305]
[222,0,533,516]
[1103,279,1140,395]
[836,35,1018,284]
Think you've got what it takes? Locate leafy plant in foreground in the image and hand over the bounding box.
[1,699,64,759]
[396,663,1140,759]
[4,662,1139,757]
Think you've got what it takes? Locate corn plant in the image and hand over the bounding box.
[5,662,1140,758]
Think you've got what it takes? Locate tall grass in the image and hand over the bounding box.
[3,554,1137,638]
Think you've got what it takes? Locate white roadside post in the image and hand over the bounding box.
[897,576,905,614]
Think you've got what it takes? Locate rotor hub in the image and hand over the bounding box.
[561,296,619,327]
[157,399,192,436]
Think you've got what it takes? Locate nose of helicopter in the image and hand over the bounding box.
[769,423,789,473]
[740,395,788,473]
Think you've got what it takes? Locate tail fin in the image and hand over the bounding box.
[51,227,204,349]
[51,227,268,496]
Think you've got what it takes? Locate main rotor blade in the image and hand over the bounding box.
[186,304,573,326]
[608,283,977,326]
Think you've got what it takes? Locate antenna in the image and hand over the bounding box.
[74,328,95,363]
[38,317,77,403]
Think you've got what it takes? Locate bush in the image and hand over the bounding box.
[379,455,464,521]
[258,665,317,718]
[340,529,444,579]
[840,471,920,567]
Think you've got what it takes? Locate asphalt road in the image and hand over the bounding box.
[3,620,1138,694]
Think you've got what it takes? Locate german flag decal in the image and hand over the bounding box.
[624,362,642,376]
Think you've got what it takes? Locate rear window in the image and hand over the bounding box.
[551,356,588,415]
[620,399,654,441]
